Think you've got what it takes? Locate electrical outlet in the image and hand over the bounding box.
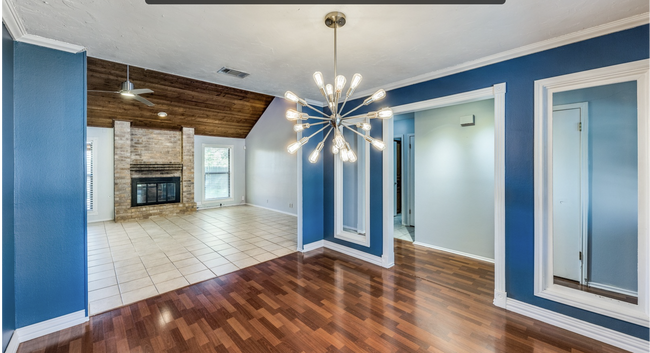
[289,203,293,208]
[220,203,223,207]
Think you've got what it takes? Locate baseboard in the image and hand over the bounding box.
[245,203,297,217]
[493,290,507,308]
[588,282,638,297]
[506,299,648,353]
[323,240,384,267]
[5,332,20,353]
[412,241,495,264]
[302,240,324,252]
[87,217,114,223]
[197,202,244,210]
[14,310,88,344]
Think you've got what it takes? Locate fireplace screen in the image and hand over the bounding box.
[131,177,181,207]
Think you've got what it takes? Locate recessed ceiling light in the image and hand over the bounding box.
[158,112,167,117]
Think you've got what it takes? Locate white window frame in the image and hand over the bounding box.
[86,138,98,216]
[334,123,371,247]
[201,144,234,203]
[534,59,649,327]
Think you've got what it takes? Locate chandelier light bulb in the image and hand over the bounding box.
[313,72,325,89]
[340,147,350,162]
[286,109,306,121]
[332,145,339,154]
[357,122,371,131]
[293,123,310,132]
[365,136,386,151]
[326,84,334,101]
[284,91,299,103]
[350,74,362,90]
[347,148,357,162]
[287,137,309,154]
[309,142,325,164]
[335,75,346,93]
[333,130,346,149]
[363,89,386,105]
[377,107,393,119]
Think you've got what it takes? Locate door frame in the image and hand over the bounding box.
[552,102,589,285]
[405,133,415,227]
[384,83,507,307]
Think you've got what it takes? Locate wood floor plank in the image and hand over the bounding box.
[17,239,632,353]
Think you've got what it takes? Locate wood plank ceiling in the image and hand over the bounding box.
[87,57,275,138]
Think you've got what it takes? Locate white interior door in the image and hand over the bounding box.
[552,107,583,282]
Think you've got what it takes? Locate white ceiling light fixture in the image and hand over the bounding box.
[284,12,393,163]
[157,112,168,117]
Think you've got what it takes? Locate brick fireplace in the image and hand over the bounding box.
[114,120,197,221]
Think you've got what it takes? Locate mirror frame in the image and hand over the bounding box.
[533,59,649,326]
[334,123,371,247]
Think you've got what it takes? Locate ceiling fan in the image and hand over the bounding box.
[89,65,155,106]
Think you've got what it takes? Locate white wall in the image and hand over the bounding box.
[194,135,246,208]
[87,127,114,222]
[245,97,297,215]
[414,99,495,259]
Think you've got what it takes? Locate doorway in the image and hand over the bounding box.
[393,116,416,242]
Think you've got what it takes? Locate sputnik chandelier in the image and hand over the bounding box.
[284,11,393,163]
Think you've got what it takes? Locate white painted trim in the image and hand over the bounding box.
[302,240,324,252]
[382,117,395,268]
[323,240,384,267]
[351,13,649,101]
[245,203,297,217]
[534,59,650,327]
[201,143,235,204]
[2,0,86,53]
[86,137,99,217]
[5,333,19,353]
[13,310,88,345]
[197,202,244,210]
[391,83,507,308]
[297,115,304,252]
[413,241,495,264]
[87,217,114,223]
[588,282,639,297]
[334,128,370,247]
[506,299,649,353]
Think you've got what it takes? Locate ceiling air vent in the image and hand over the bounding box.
[217,67,250,79]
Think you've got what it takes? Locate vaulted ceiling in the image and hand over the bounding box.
[86,57,274,138]
[9,1,648,103]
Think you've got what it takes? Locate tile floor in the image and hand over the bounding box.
[394,214,415,242]
[87,205,297,315]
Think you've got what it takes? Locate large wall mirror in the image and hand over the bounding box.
[334,120,370,246]
[534,60,649,326]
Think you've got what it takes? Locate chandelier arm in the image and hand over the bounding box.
[303,103,331,118]
[304,116,331,121]
[320,126,334,144]
[340,102,365,118]
[304,121,330,128]
[338,96,350,115]
[342,124,367,139]
[307,124,330,140]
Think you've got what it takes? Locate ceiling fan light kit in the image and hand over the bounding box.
[283,12,393,163]
[89,65,156,106]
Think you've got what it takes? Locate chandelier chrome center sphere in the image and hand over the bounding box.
[284,12,393,163]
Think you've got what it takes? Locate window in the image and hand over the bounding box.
[86,139,97,214]
[203,145,233,201]
[533,59,649,326]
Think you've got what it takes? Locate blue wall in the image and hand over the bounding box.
[2,25,16,352]
[13,42,87,327]
[302,107,324,245]
[323,25,649,339]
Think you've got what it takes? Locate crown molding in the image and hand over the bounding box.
[351,12,650,100]
[2,0,85,53]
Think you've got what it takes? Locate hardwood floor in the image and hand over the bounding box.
[18,240,629,353]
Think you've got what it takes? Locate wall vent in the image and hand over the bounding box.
[217,67,250,79]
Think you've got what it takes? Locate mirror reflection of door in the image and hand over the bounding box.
[395,139,402,215]
[552,104,586,283]
[552,81,638,305]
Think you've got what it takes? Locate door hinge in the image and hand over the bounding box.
[409,209,411,215]
[578,122,582,131]
[579,251,582,261]
[409,144,412,149]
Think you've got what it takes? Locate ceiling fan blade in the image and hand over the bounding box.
[129,88,153,95]
[88,90,120,94]
[133,94,155,107]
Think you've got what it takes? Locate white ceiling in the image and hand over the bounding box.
[9,0,649,102]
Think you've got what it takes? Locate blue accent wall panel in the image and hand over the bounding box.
[302,106,324,245]
[13,42,87,328]
[324,25,649,338]
[2,24,16,352]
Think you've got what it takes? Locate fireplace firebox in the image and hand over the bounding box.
[131,177,181,207]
